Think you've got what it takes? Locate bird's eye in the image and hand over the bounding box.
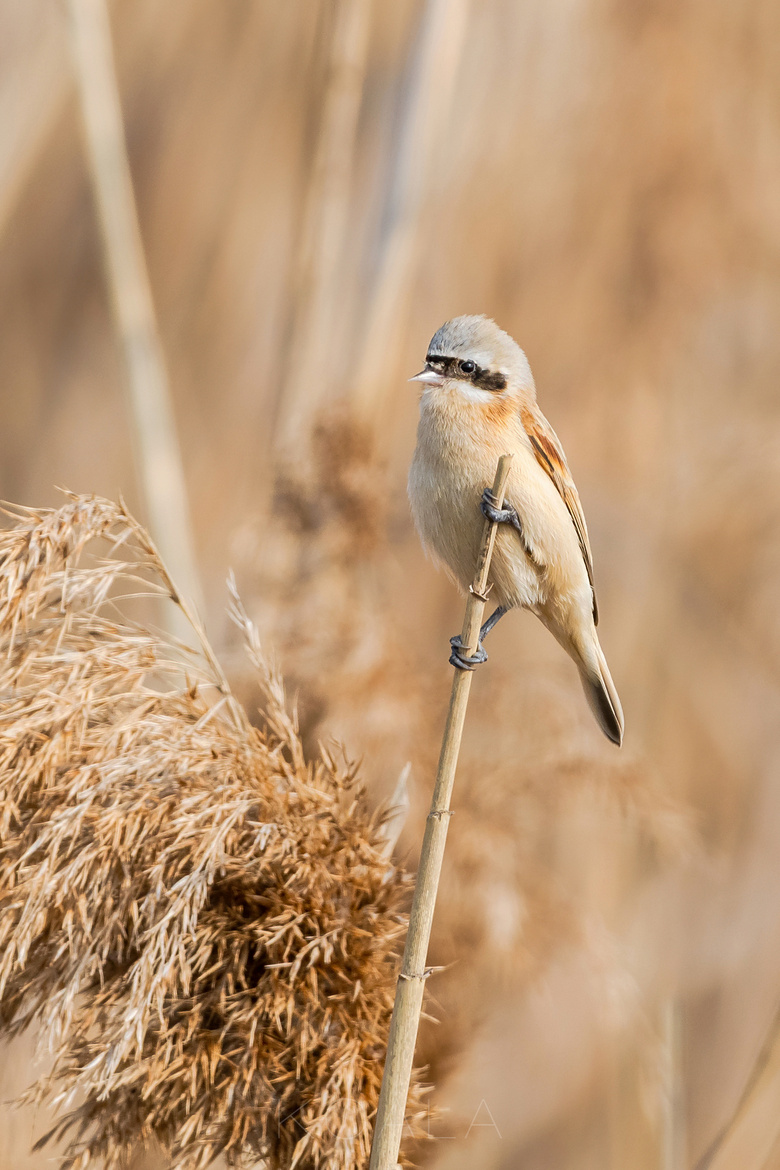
[459,359,476,375]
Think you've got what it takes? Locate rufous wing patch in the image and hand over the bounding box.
[520,403,599,625]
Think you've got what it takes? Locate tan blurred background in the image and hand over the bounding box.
[2,0,780,1167]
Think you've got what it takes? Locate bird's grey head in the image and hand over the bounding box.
[411,315,534,401]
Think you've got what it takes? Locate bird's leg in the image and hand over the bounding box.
[479,604,507,641]
[449,605,508,671]
[481,489,542,568]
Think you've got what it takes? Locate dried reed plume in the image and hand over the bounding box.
[0,495,424,1170]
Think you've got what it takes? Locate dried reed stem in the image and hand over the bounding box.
[368,453,513,1170]
[350,0,470,426]
[66,0,204,622]
[695,998,780,1170]
[0,6,68,240]
[661,998,687,1170]
[276,0,372,448]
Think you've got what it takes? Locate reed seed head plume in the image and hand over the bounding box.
[0,494,424,1170]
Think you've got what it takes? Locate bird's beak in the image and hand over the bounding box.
[409,367,445,385]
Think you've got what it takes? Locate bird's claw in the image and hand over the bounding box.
[449,635,488,671]
[481,488,518,527]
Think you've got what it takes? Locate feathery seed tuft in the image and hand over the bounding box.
[0,495,424,1170]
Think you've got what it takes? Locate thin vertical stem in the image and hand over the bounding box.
[661,997,687,1170]
[695,997,780,1170]
[276,0,372,448]
[350,0,470,426]
[369,453,513,1170]
[0,6,68,241]
[67,0,204,622]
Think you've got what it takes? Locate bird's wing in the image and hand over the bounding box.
[519,403,599,625]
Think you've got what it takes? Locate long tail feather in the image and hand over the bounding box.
[578,643,624,746]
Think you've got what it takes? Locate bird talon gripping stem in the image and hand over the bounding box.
[480,487,519,528]
[448,634,487,671]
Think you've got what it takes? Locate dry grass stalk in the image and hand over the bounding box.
[369,454,512,1170]
[350,0,471,425]
[661,998,686,1170]
[0,494,425,1170]
[0,1,68,240]
[276,0,372,449]
[67,0,204,621]
[695,1000,780,1170]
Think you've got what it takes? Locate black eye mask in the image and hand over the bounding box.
[426,354,507,393]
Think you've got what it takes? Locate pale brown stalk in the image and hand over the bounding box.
[368,453,513,1170]
[661,997,687,1170]
[0,3,68,239]
[66,0,203,622]
[695,999,780,1170]
[350,0,470,426]
[276,0,372,448]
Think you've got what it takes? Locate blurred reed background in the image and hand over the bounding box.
[1,0,780,1167]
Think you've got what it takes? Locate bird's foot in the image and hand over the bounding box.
[481,488,520,529]
[449,635,488,671]
[481,489,542,568]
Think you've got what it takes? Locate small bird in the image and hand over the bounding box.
[408,314,624,745]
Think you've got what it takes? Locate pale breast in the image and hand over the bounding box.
[408,393,591,614]
[408,437,482,592]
